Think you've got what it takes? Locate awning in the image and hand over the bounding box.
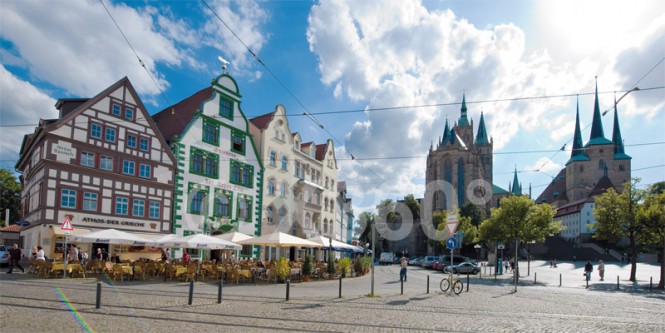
[52,228,91,236]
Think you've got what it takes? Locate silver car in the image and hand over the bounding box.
[444,262,480,275]
[0,245,9,266]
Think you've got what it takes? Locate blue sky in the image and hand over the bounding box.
[1,0,664,215]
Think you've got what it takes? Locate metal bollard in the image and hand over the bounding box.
[559,273,562,287]
[426,275,430,294]
[534,272,537,284]
[339,276,343,298]
[617,275,619,290]
[188,281,194,305]
[218,279,223,304]
[95,282,102,309]
[400,278,403,295]
[650,277,653,291]
[466,274,469,292]
[286,279,290,301]
[479,270,482,279]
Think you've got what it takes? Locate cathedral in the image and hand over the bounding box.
[425,95,510,214]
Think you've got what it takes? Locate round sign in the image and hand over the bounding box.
[497,244,505,250]
[446,237,458,250]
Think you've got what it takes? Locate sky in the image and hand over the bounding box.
[1,0,664,218]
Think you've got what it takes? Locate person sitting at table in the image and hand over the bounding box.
[36,246,46,261]
[183,251,190,264]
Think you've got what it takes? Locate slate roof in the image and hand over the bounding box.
[152,87,213,144]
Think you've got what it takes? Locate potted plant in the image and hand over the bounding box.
[338,257,352,278]
[302,254,313,282]
[275,257,290,283]
[327,252,336,279]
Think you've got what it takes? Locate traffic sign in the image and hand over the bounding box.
[61,216,73,231]
[15,220,30,227]
[446,237,458,250]
[445,220,459,236]
[454,231,464,248]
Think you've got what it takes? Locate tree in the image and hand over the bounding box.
[354,212,375,245]
[0,168,22,227]
[459,202,485,227]
[402,194,421,220]
[647,181,665,195]
[478,195,560,289]
[593,179,645,281]
[637,191,665,289]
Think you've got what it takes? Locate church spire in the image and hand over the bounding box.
[475,111,489,145]
[567,97,590,165]
[459,94,470,126]
[587,79,612,146]
[612,93,632,160]
[441,118,450,145]
[510,167,522,196]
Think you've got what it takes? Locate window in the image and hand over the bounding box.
[105,128,116,142]
[203,122,219,145]
[139,164,151,179]
[61,189,76,208]
[295,140,300,150]
[192,154,203,173]
[214,192,231,218]
[139,138,149,151]
[115,197,129,215]
[189,191,205,215]
[205,158,216,177]
[270,151,276,166]
[305,212,311,229]
[122,160,135,175]
[83,192,97,211]
[278,207,286,225]
[266,206,274,224]
[125,107,134,120]
[280,182,286,198]
[325,177,329,188]
[230,160,253,187]
[127,135,137,148]
[324,219,328,234]
[111,103,121,116]
[219,97,233,119]
[281,156,287,170]
[100,156,113,171]
[294,161,300,177]
[91,123,102,139]
[190,148,219,178]
[275,130,279,139]
[310,148,315,158]
[268,179,275,195]
[237,195,252,221]
[132,199,145,217]
[149,202,161,219]
[80,152,95,167]
[231,130,245,154]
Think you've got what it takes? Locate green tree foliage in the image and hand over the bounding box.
[402,194,421,220]
[593,179,645,281]
[636,190,665,289]
[478,195,560,243]
[0,168,22,227]
[354,212,375,244]
[459,202,485,227]
[648,181,665,195]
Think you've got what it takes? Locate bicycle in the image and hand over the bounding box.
[440,272,463,295]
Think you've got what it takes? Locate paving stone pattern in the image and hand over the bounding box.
[1,261,664,332]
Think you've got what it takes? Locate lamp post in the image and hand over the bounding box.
[474,244,481,263]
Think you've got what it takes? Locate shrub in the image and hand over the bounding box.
[275,257,290,282]
[302,254,313,277]
[338,257,352,277]
[327,252,336,275]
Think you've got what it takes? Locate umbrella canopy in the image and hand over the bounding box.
[214,231,253,243]
[238,232,322,248]
[70,228,153,246]
[160,233,241,250]
[149,234,185,248]
[307,235,364,253]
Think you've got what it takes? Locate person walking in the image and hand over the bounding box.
[399,256,408,282]
[597,260,605,281]
[6,244,25,274]
[584,261,593,281]
[36,246,46,261]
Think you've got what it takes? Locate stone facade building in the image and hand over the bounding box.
[15,77,176,259]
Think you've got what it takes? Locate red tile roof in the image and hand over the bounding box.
[152,87,213,143]
[0,224,20,232]
[315,143,327,161]
[249,111,275,129]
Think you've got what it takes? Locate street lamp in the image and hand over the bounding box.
[602,87,639,116]
[474,244,481,263]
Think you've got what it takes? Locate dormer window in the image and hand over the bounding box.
[294,140,300,150]
[310,148,315,158]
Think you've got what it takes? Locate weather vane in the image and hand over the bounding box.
[218,56,230,71]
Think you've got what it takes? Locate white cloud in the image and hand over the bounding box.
[525,157,561,174]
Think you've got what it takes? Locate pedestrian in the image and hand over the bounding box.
[80,247,88,266]
[6,244,25,274]
[504,260,509,273]
[509,258,515,272]
[36,246,46,261]
[584,261,593,281]
[549,259,553,268]
[31,246,38,259]
[597,259,605,281]
[69,244,79,262]
[96,248,103,261]
[161,248,170,263]
[553,258,557,268]
[572,255,576,262]
[399,256,407,282]
[183,251,190,264]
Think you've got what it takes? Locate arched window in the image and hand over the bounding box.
[281,156,287,170]
[325,177,329,188]
[268,179,275,195]
[305,212,311,229]
[304,189,311,203]
[269,151,276,166]
[323,218,328,234]
[598,159,605,170]
[619,164,624,171]
[266,206,274,224]
[279,207,287,225]
[280,182,287,198]
[330,200,334,213]
[324,199,328,211]
[580,165,584,172]
[313,192,319,205]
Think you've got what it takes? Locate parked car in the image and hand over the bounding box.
[379,252,395,265]
[408,257,423,266]
[0,245,9,267]
[421,256,438,269]
[439,255,473,272]
[443,262,480,275]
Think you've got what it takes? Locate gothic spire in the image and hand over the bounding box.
[441,118,450,145]
[567,97,590,165]
[511,167,522,196]
[587,79,612,145]
[459,94,470,126]
[475,111,489,145]
[612,93,632,160]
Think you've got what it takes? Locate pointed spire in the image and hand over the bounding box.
[441,119,450,145]
[458,94,470,126]
[449,127,456,145]
[511,167,522,195]
[612,93,632,160]
[587,78,612,146]
[567,97,590,165]
[475,111,489,145]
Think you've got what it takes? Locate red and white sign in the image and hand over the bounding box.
[445,220,459,236]
[61,216,74,231]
